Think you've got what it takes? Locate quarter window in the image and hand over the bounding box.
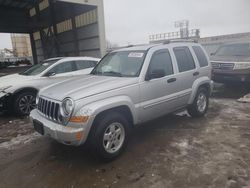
[174,47,195,72]
[148,50,174,77]
[75,60,97,70]
[49,61,75,74]
[192,46,209,67]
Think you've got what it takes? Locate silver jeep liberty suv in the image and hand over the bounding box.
[30,40,213,160]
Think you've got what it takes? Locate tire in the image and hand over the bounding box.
[90,111,130,161]
[187,87,209,118]
[13,91,36,116]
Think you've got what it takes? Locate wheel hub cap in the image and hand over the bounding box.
[197,93,207,113]
[103,122,125,154]
[19,95,36,114]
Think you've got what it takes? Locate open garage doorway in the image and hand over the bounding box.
[0,0,106,65]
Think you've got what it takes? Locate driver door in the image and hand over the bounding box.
[139,49,177,123]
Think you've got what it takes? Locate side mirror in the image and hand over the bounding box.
[146,69,165,81]
[46,72,56,77]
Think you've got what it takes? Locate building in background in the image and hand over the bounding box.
[11,34,32,57]
[198,32,250,55]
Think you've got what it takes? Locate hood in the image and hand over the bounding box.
[40,75,139,101]
[0,74,37,88]
[210,55,250,62]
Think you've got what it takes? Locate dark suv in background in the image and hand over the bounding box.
[211,42,250,83]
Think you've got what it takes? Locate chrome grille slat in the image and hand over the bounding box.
[211,62,234,70]
[37,97,60,122]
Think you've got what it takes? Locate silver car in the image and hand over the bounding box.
[30,41,213,160]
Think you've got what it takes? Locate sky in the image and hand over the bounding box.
[0,0,250,49]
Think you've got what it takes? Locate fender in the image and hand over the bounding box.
[75,95,138,124]
[188,76,213,104]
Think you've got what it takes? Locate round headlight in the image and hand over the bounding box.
[61,98,74,116]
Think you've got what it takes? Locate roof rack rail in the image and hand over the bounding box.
[163,39,198,44]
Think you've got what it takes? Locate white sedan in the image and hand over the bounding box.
[0,56,100,115]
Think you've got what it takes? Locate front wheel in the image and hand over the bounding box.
[13,91,36,116]
[187,87,209,117]
[90,112,130,161]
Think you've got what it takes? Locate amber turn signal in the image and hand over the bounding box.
[69,116,89,123]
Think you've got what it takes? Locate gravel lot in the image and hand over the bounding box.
[0,68,250,188]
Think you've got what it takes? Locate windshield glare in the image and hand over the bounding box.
[215,43,250,57]
[91,51,146,77]
[19,59,59,76]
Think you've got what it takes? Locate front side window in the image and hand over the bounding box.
[192,46,209,67]
[48,61,75,75]
[19,59,58,76]
[148,50,174,77]
[215,43,250,57]
[174,47,196,72]
[91,51,146,77]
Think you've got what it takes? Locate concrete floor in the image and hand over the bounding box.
[0,87,250,188]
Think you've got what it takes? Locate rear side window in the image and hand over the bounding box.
[49,61,75,74]
[75,60,97,70]
[148,50,174,76]
[192,46,209,67]
[174,47,195,72]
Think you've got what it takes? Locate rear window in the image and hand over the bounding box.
[192,46,209,67]
[174,47,196,72]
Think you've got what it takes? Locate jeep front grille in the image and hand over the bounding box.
[211,62,234,70]
[37,97,60,121]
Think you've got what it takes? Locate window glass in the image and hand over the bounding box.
[75,60,98,70]
[19,59,59,76]
[215,43,250,57]
[174,47,195,72]
[148,50,173,76]
[49,61,74,74]
[192,46,209,67]
[91,51,146,77]
[75,61,92,70]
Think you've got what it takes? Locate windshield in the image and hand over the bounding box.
[19,59,59,76]
[91,51,146,77]
[215,43,250,57]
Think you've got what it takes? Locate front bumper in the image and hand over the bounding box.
[0,92,11,112]
[30,109,95,146]
[212,72,250,83]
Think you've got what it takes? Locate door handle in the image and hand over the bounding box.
[193,71,199,76]
[167,78,177,83]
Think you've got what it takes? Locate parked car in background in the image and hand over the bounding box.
[211,42,250,83]
[31,40,212,160]
[0,56,100,115]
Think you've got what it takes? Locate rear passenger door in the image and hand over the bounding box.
[172,46,198,106]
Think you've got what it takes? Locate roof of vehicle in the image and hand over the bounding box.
[113,40,200,52]
[44,56,100,62]
[44,57,64,62]
[220,41,250,46]
[114,44,159,52]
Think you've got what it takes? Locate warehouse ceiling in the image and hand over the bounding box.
[0,0,40,10]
